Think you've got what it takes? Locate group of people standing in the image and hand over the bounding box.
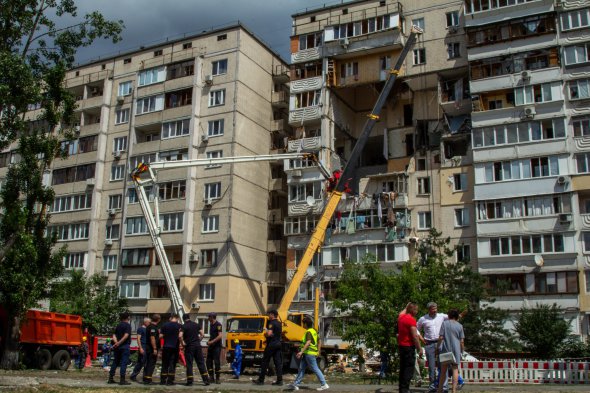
[106,311,223,386]
[398,302,466,393]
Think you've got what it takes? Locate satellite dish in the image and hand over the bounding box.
[534,254,544,267]
[306,196,316,206]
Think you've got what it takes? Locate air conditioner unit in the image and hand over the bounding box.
[204,74,213,85]
[292,170,302,177]
[559,213,572,223]
[340,37,350,48]
[113,151,122,159]
[557,175,569,185]
[521,70,531,80]
[205,198,213,207]
[74,125,81,135]
[524,106,536,118]
[116,95,125,104]
[86,178,95,188]
[107,208,117,217]
[104,239,113,246]
[201,134,209,143]
[448,25,458,34]
[190,302,200,310]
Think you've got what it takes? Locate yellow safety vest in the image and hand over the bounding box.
[302,328,319,356]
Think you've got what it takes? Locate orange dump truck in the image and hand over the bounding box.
[19,310,83,370]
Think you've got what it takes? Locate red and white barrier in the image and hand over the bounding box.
[460,360,590,384]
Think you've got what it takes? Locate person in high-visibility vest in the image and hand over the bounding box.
[287,318,329,391]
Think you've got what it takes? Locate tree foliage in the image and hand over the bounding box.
[50,270,128,334]
[0,0,123,368]
[331,229,511,354]
[515,304,571,358]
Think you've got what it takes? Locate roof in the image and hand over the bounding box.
[292,0,369,18]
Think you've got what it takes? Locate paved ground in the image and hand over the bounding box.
[1,368,589,393]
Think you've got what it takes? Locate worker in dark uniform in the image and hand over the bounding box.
[252,309,283,386]
[181,314,210,386]
[142,314,161,385]
[159,314,182,386]
[130,317,150,382]
[206,312,223,384]
[108,312,132,385]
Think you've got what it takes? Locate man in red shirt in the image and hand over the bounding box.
[398,303,423,393]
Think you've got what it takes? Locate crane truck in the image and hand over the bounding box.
[225,26,422,372]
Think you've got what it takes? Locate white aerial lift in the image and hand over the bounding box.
[129,152,329,319]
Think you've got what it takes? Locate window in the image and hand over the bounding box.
[288,182,322,202]
[418,211,432,230]
[159,149,188,161]
[154,49,162,57]
[207,119,224,137]
[564,43,590,66]
[118,81,132,96]
[454,208,469,227]
[298,32,322,50]
[473,119,566,147]
[182,42,192,49]
[201,249,218,268]
[202,215,219,233]
[52,193,92,213]
[340,62,359,78]
[447,42,460,59]
[413,48,426,65]
[159,212,184,232]
[489,234,565,256]
[158,180,186,200]
[477,194,570,220]
[49,223,90,241]
[162,119,190,139]
[52,164,95,185]
[167,60,194,80]
[125,216,148,235]
[129,153,157,170]
[569,79,590,100]
[108,194,122,210]
[113,136,127,152]
[63,252,86,270]
[205,182,221,200]
[446,11,459,27]
[479,156,559,184]
[206,150,223,168]
[123,58,131,64]
[115,109,129,124]
[127,186,153,204]
[457,244,470,262]
[110,164,125,181]
[208,89,225,107]
[577,153,590,173]
[106,224,120,240]
[574,116,590,137]
[293,90,321,108]
[199,283,215,301]
[561,9,590,31]
[136,95,164,114]
[453,173,467,191]
[417,177,430,194]
[217,34,227,41]
[165,88,192,108]
[138,66,165,86]
[412,17,425,31]
[119,281,147,298]
[212,59,228,76]
[103,254,117,271]
[122,248,150,266]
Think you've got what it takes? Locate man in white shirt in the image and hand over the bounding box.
[417,302,448,392]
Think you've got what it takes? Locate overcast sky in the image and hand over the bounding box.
[71,0,348,65]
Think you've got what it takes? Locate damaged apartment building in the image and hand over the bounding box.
[286,0,590,342]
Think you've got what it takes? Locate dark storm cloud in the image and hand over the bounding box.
[71,0,340,64]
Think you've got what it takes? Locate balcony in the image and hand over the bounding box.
[287,266,317,283]
[287,136,321,152]
[464,0,554,28]
[291,47,320,64]
[574,136,590,152]
[470,67,561,95]
[289,106,322,125]
[290,76,323,94]
[77,95,104,110]
[323,28,403,58]
[474,177,566,200]
[581,214,590,230]
[288,201,323,216]
[272,64,290,82]
[267,239,286,254]
[271,90,289,108]
[476,215,570,237]
[271,118,287,133]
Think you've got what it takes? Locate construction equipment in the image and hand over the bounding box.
[129,152,324,319]
[225,26,422,371]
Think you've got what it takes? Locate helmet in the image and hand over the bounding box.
[82,337,87,342]
[233,339,239,344]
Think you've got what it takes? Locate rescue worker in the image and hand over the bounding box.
[77,337,88,369]
[231,339,242,379]
[181,314,210,386]
[142,313,161,385]
[159,314,182,386]
[252,309,283,386]
[288,317,329,390]
[130,317,150,382]
[206,312,223,384]
[108,312,132,385]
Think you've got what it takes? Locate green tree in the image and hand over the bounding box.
[50,270,128,334]
[331,229,510,356]
[515,304,571,358]
[462,305,517,353]
[0,0,123,369]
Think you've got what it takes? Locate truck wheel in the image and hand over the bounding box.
[36,349,52,370]
[317,355,327,372]
[52,350,71,371]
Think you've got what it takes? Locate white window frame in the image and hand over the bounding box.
[63,252,86,270]
[413,48,426,65]
[564,44,589,66]
[103,254,118,271]
[161,119,190,139]
[202,215,219,233]
[418,211,432,230]
[106,224,120,240]
[136,95,164,115]
[447,42,460,59]
[115,108,130,124]
[159,212,184,232]
[118,81,132,96]
[51,223,90,241]
[569,78,590,100]
[561,8,590,31]
[212,59,228,76]
[204,182,221,200]
[121,248,150,266]
[201,249,218,268]
[206,150,223,168]
[456,244,470,262]
[119,281,148,299]
[199,283,215,301]
[113,136,127,152]
[138,66,165,86]
[417,177,430,195]
[412,17,425,31]
[127,186,153,204]
[125,216,148,235]
[158,149,188,161]
[208,89,226,107]
[454,208,469,227]
[108,194,122,210]
[110,164,125,181]
[453,173,467,191]
[207,119,224,137]
[446,11,459,27]
[52,193,92,213]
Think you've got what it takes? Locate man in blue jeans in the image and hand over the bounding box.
[108,312,132,385]
[288,318,329,391]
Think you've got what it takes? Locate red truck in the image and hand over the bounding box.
[19,310,83,370]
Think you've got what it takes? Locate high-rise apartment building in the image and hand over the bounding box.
[7,23,292,329]
[287,0,590,342]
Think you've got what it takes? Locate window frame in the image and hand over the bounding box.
[212,59,228,76]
